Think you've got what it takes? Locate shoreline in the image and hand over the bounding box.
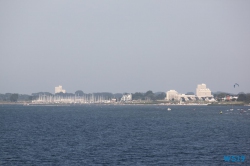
[1,102,249,107]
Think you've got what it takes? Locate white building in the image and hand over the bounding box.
[55,85,66,94]
[178,94,196,101]
[165,84,213,101]
[196,84,212,97]
[121,94,132,101]
[166,90,179,101]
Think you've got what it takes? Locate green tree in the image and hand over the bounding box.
[28,96,33,101]
[237,93,246,101]
[75,90,84,96]
[10,94,18,102]
[246,93,250,103]
[217,93,227,99]
[145,90,155,100]
[132,92,144,100]
[155,93,166,100]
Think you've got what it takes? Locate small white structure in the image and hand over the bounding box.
[178,94,196,101]
[121,94,132,101]
[55,85,66,94]
[166,90,179,101]
[196,84,212,97]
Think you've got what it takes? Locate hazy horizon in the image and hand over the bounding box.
[1,1,249,95]
[0,84,248,95]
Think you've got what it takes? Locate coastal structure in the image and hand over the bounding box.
[121,94,132,101]
[178,93,196,101]
[196,84,212,97]
[166,90,196,101]
[166,83,214,101]
[166,90,179,101]
[55,85,66,94]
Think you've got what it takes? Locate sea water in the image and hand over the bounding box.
[0,105,250,165]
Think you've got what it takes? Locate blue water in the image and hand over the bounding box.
[0,105,250,165]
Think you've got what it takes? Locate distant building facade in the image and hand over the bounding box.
[196,84,212,97]
[55,85,66,94]
[165,83,214,101]
[178,94,196,101]
[166,90,179,101]
[121,94,132,101]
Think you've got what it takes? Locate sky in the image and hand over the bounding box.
[0,0,249,94]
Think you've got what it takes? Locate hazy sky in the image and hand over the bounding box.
[1,1,249,94]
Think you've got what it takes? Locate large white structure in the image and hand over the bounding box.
[55,85,66,94]
[166,90,179,101]
[196,83,212,97]
[121,94,132,101]
[166,83,213,101]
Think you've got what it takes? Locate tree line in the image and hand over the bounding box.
[0,93,19,102]
[0,90,166,102]
[1,91,249,103]
[132,91,166,100]
[214,92,250,103]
